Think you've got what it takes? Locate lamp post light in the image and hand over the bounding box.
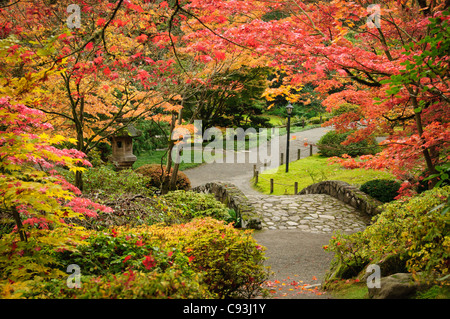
[285,102,294,173]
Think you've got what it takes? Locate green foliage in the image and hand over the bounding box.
[35,270,214,299]
[134,218,270,298]
[58,166,161,229]
[415,284,450,299]
[182,66,271,129]
[161,190,230,223]
[132,119,169,155]
[67,193,163,230]
[87,166,155,195]
[360,179,401,203]
[308,116,322,124]
[424,162,450,189]
[135,164,191,191]
[261,9,290,21]
[331,103,360,117]
[30,228,214,299]
[133,149,205,171]
[55,229,193,277]
[324,186,450,286]
[224,209,242,228]
[0,228,84,298]
[317,130,379,157]
[40,218,269,299]
[61,165,155,196]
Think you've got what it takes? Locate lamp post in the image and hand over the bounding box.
[285,102,294,173]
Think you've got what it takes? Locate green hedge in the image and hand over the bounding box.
[317,130,380,157]
[360,179,401,203]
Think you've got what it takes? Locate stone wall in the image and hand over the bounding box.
[297,180,383,217]
[192,182,262,230]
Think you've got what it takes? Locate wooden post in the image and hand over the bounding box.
[280,153,284,166]
[310,144,313,156]
[255,171,259,184]
[297,149,301,160]
[253,164,256,177]
[294,182,298,194]
[270,178,274,194]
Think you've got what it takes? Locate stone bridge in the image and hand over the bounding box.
[192,181,382,234]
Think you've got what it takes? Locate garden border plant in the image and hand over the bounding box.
[323,186,450,292]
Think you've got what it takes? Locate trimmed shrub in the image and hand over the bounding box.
[309,116,322,124]
[39,227,215,299]
[360,179,401,203]
[56,229,194,277]
[135,164,191,191]
[36,270,214,299]
[161,190,231,223]
[317,130,379,157]
[323,186,450,286]
[51,218,269,299]
[131,218,270,298]
[331,103,361,117]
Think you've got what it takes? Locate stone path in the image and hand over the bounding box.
[184,126,371,299]
[247,194,370,233]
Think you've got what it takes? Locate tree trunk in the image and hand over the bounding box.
[74,97,85,191]
[12,207,27,242]
[410,94,438,188]
[75,170,84,192]
[168,108,183,192]
[161,113,177,195]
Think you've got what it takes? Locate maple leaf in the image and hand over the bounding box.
[136,34,148,43]
[85,42,94,51]
[96,18,106,27]
[214,50,226,61]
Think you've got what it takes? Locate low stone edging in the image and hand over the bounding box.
[297,180,383,217]
[192,182,262,230]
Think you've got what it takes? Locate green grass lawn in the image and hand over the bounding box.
[253,154,397,195]
[326,281,369,299]
[264,114,285,126]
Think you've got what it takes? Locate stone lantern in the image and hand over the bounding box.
[109,122,141,170]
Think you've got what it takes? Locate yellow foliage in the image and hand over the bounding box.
[262,84,303,104]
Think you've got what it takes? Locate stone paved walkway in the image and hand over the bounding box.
[184,127,372,299]
[247,194,370,233]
